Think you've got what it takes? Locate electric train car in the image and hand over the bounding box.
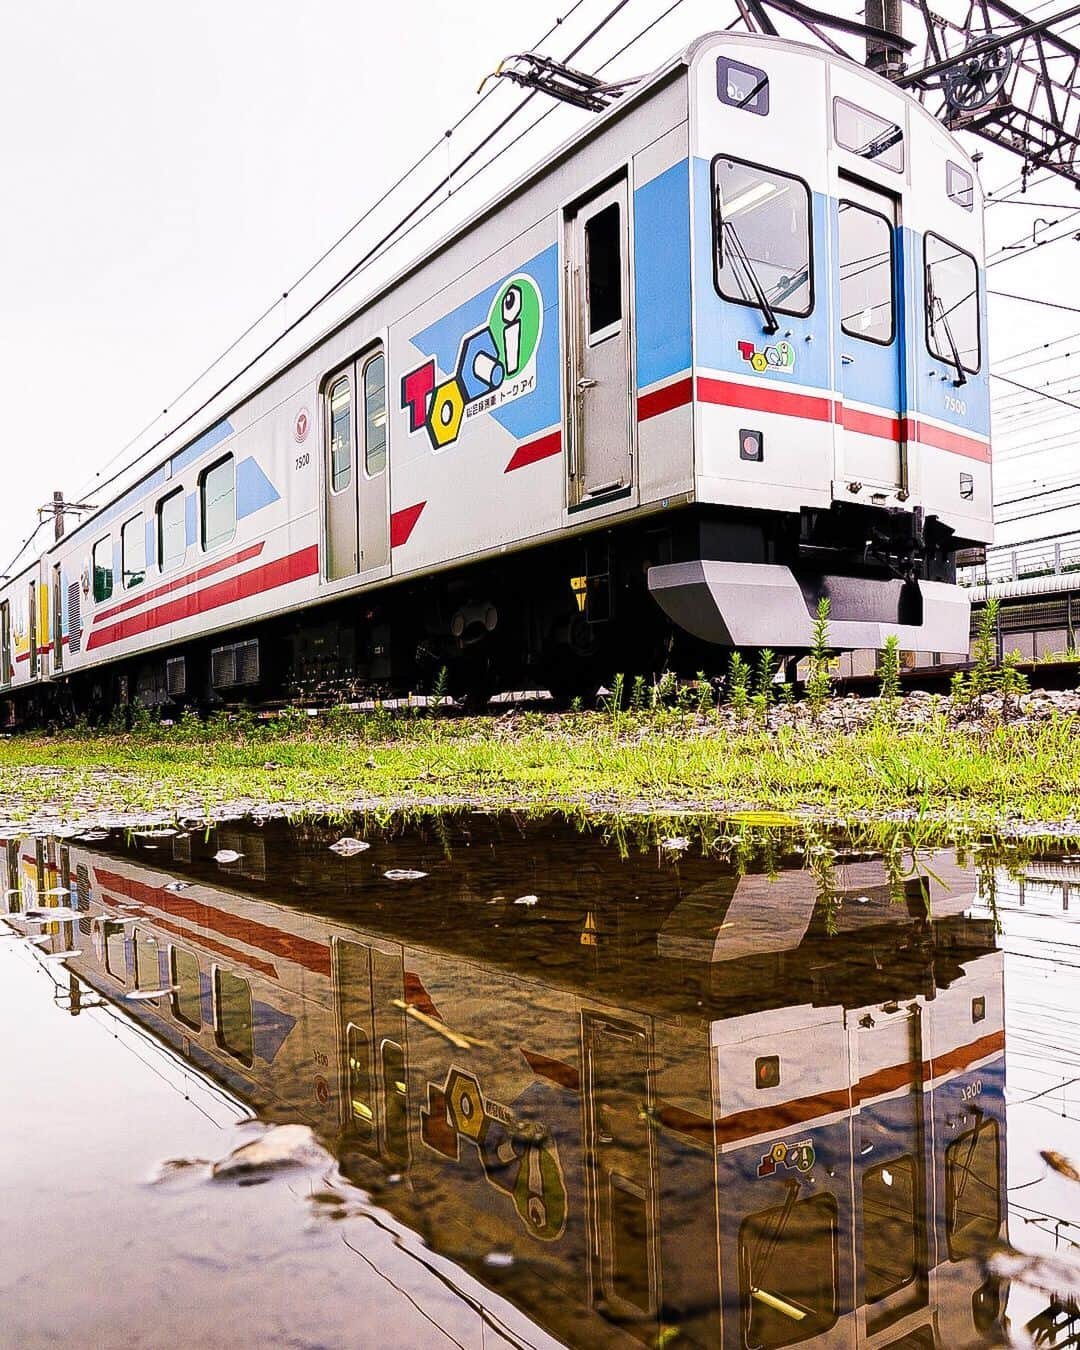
[0,29,990,719]
[5,826,1008,1346]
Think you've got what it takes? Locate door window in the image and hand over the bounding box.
[170,947,202,1029]
[122,514,145,589]
[946,1118,1000,1259]
[363,353,387,477]
[214,968,254,1066]
[200,454,236,551]
[0,600,10,686]
[585,202,623,340]
[93,536,113,603]
[346,1023,374,1140]
[328,377,352,492]
[839,201,895,345]
[863,1156,918,1302]
[157,489,186,571]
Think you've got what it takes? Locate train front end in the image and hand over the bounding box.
[649,34,991,657]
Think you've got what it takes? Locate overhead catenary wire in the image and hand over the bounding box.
[64,0,669,528]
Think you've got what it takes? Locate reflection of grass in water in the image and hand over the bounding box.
[2,705,1080,836]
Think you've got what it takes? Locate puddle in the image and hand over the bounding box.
[2,816,1079,1347]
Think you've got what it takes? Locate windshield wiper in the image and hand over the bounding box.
[856,124,903,163]
[930,292,968,387]
[720,215,780,335]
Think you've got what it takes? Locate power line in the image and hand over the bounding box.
[990,288,1080,313]
[992,371,1080,411]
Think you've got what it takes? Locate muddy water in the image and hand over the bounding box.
[1,817,1078,1349]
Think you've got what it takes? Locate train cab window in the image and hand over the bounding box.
[381,1039,409,1164]
[947,161,974,210]
[925,232,980,374]
[713,157,812,319]
[833,98,904,173]
[863,1156,918,1302]
[328,376,352,492]
[839,201,895,345]
[157,488,186,571]
[92,536,113,603]
[170,946,202,1030]
[200,454,236,551]
[716,56,769,116]
[363,352,387,477]
[585,202,623,339]
[946,1118,1001,1260]
[214,968,254,1066]
[739,1193,839,1347]
[345,1023,374,1140]
[121,514,145,590]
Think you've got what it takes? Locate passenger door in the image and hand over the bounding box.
[323,343,390,582]
[835,180,905,494]
[565,180,633,507]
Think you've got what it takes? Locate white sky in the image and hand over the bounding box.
[2,0,1078,577]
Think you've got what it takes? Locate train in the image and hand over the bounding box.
[4,818,1009,1346]
[0,30,991,718]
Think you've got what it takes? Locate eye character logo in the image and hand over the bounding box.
[401,274,544,451]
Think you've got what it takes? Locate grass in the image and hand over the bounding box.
[1,700,1079,833]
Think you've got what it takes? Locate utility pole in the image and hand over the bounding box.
[39,491,94,541]
[865,0,905,79]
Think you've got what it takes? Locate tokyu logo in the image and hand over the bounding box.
[401,274,544,451]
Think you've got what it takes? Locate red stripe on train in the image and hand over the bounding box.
[390,501,426,547]
[504,430,561,473]
[86,545,319,651]
[94,543,266,623]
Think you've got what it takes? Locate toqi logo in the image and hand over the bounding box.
[401,274,544,451]
[757,1138,816,1178]
[737,338,795,374]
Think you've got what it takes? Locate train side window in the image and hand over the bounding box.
[585,202,622,339]
[101,919,128,983]
[739,1192,839,1347]
[713,156,812,318]
[363,352,387,477]
[121,514,145,590]
[716,56,769,116]
[346,1023,374,1140]
[328,376,352,492]
[833,97,904,173]
[839,201,895,345]
[946,1118,1000,1260]
[134,929,161,992]
[947,161,974,210]
[214,967,254,1066]
[92,536,113,603]
[863,1156,917,1302]
[157,488,186,572]
[925,232,980,374]
[200,453,236,552]
[170,946,202,1030]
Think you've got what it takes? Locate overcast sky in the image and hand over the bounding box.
[2,0,1078,577]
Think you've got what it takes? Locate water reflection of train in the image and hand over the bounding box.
[4,824,1007,1348]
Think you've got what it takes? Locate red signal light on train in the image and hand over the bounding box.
[755,1055,780,1090]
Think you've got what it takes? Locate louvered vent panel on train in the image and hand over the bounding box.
[166,656,186,696]
[75,863,90,910]
[67,583,82,654]
[210,639,259,688]
[172,834,191,863]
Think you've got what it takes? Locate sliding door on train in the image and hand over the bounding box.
[323,345,390,583]
[835,179,906,495]
[565,179,634,508]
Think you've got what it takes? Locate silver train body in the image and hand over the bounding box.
[0,32,991,712]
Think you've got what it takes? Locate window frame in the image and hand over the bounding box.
[156,487,187,574]
[924,230,981,375]
[326,373,354,495]
[945,1117,1001,1261]
[946,160,974,211]
[861,1154,918,1303]
[121,512,146,591]
[212,965,254,1067]
[710,153,815,320]
[92,535,114,604]
[584,200,625,346]
[838,197,897,348]
[170,945,202,1031]
[716,55,769,116]
[199,452,237,553]
[361,350,387,479]
[0,599,10,688]
[738,1191,840,1348]
[833,96,905,174]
